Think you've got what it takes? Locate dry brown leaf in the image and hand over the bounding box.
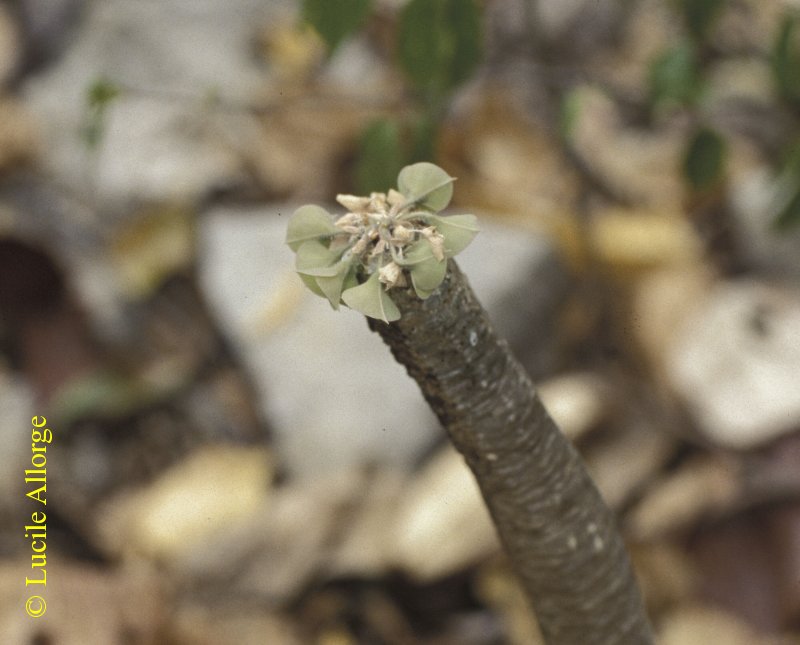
[439,93,582,258]
[537,371,612,442]
[325,469,407,578]
[569,86,684,210]
[658,605,797,645]
[631,264,715,382]
[170,605,302,645]
[391,446,499,581]
[627,456,740,541]
[259,21,325,82]
[475,560,546,645]
[111,205,194,297]
[98,444,273,560]
[0,559,165,645]
[589,207,704,274]
[629,543,697,617]
[586,424,678,511]
[0,98,39,172]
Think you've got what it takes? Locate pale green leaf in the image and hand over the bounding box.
[341,270,401,322]
[295,240,343,277]
[286,205,338,251]
[299,273,326,298]
[397,162,454,211]
[410,255,447,294]
[412,285,435,300]
[315,262,355,309]
[342,267,359,292]
[428,213,479,256]
[395,239,436,266]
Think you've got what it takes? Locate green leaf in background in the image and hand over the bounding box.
[397,0,482,96]
[770,143,800,230]
[81,77,121,149]
[397,162,454,211]
[649,41,701,110]
[342,270,401,322]
[295,240,344,277]
[428,213,479,256]
[302,0,373,53]
[772,186,800,230]
[87,78,121,108]
[52,370,153,425]
[773,13,800,107]
[409,112,440,164]
[683,127,726,192]
[286,204,338,251]
[559,88,583,142]
[679,0,725,42]
[357,118,407,195]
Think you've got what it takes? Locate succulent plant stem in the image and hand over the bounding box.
[368,261,654,645]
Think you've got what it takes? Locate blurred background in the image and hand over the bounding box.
[1,0,800,642]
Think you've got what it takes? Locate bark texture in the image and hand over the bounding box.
[368,262,653,644]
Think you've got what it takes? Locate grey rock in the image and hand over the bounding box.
[731,167,800,280]
[21,0,293,208]
[11,0,86,74]
[666,280,800,449]
[0,372,34,504]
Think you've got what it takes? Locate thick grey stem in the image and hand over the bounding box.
[368,261,653,644]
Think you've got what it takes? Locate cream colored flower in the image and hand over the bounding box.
[336,194,371,213]
[422,227,446,261]
[391,224,413,245]
[378,261,404,288]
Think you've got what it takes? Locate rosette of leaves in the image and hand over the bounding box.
[285,163,479,323]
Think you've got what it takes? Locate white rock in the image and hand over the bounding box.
[181,469,368,601]
[198,206,560,479]
[325,469,408,578]
[390,445,498,581]
[627,457,739,541]
[587,424,677,511]
[666,280,800,449]
[98,444,272,559]
[730,167,800,280]
[22,0,292,206]
[658,606,770,645]
[537,371,611,442]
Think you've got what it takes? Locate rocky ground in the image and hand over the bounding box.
[1,0,800,643]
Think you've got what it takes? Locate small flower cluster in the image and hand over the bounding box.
[286,162,479,322]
